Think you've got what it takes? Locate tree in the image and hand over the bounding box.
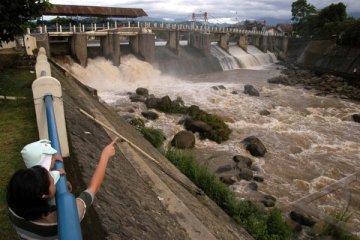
[291,0,316,23]
[318,3,347,25]
[0,0,51,43]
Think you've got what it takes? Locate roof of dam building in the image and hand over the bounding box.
[42,4,147,18]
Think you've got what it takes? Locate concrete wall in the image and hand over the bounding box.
[138,33,155,62]
[219,33,229,51]
[70,33,88,67]
[100,33,120,66]
[296,39,360,78]
[190,33,211,56]
[238,35,248,52]
[167,31,179,55]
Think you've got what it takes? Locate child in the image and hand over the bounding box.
[21,139,68,191]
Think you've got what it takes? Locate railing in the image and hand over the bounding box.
[32,48,82,240]
[28,21,285,37]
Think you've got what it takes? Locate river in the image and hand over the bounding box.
[58,45,360,235]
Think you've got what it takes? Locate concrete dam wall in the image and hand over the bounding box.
[290,39,360,79]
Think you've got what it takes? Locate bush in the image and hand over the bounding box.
[164,146,291,240]
[141,127,166,148]
[129,118,145,131]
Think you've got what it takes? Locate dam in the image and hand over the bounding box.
[4,3,360,240]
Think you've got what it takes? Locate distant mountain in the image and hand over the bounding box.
[141,15,291,27]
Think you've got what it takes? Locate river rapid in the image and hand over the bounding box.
[59,53,360,233]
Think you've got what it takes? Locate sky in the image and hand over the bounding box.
[50,0,360,23]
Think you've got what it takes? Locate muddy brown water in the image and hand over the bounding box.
[59,55,360,236]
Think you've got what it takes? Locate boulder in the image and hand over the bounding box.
[188,105,202,116]
[145,97,160,109]
[157,96,173,111]
[253,176,264,182]
[241,136,267,157]
[233,155,253,169]
[219,175,237,185]
[259,110,271,116]
[352,114,360,123]
[141,111,159,120]
[247,182,258,191]
[238,168,253,181]
[289,211,315,227]
[136,87,149,96]
[244,85,260,96]
[130,94,147,103]
[171,131,195,149]
[215,164,234,174]
[184,119,212,134]
[260,194,276,207]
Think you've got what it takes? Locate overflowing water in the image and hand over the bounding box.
[60,53,360,235]
[228,43,278,69]
[210,43,240,71]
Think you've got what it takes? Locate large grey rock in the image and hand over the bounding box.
[141,111,159,120]
[171,131,195,149]
[238,168,253,181]
[136,87,149,96]
[184,119,212,134]
[219,174,237,185]
[289,211,315,227]
[244,85,260,96]
[242,136,267,157]
[352,114,360,123]
[233,155,253,169]
[145,97,160,109]
[260,194,276,207]
[130,94,147,103]
[215,164,234,174]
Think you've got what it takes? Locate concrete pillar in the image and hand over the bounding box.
[255,36,261,48]
[166,30,179,55]
[100,33,121,66]
[129,35,139,54]
[138,33,155,62]
[189,33,211,56]
[238,35,248,52]
[35,33,51,58]
[70,33,87,67]
[268,35,275,52]
[219,33,229,51]
[260,35,268,53]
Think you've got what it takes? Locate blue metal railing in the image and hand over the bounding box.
[44,95,82,240]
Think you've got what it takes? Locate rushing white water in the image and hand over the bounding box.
[61,55,360,234]
[210,43,240,71]
[229,43,278,69]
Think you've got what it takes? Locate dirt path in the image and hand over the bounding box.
[50,61,253,240]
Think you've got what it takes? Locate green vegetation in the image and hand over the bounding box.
[314,207,357,240]
[150,97,231,143]
[141,127,166,148]
[0,68,38,239]
[0,0,51,43]
[164,147,292,240]
[188,109,231,143]
[291,0,360,46]
[129,118,166,148]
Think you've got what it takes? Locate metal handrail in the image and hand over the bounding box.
[44,95,82,240]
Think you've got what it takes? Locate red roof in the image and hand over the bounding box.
[43,4,147,18]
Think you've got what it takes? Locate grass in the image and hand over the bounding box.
[164,146,292,240]
[141,127,166,148]
[0,68,38,239]
[314,207,357,240]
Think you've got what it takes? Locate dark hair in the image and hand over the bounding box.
[7,166,51,220]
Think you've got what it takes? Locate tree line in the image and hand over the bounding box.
[291,0,360,46]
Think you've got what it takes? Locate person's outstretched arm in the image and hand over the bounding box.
[88,137,118,195]
[76,137,118,221]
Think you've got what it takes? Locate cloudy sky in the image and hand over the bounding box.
[50,0,360,23]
